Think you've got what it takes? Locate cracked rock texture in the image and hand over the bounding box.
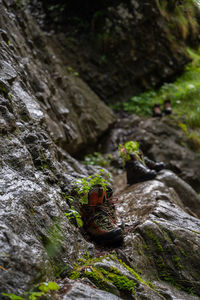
[0,0,113,296]
[0,0,115,156]
[1,0,200,299]
[113,170,200,299]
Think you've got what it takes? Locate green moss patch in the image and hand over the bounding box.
[68,253,155,297]
[145,228,163,252]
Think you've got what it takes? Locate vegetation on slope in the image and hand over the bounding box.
[111,48,200,130]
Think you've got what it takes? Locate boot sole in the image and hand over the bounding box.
[92,228,124,245]
[128,175,156,185]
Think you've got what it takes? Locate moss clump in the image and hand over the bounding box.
[156,257,176,285]
[180,249,187,257]
[100,268,136,293]
[143,242,150,252]
[190,229,200,235]
[172,256,184,270]
[69,270,80,280]
[76,253,107,266]
[119,260,150,288]
[155,256,185,290]
[145,229,163,252]
[156,257,166,269]
[0,82,9,96]
[69,263,137,295]
[142,227,188,290]
[68,254,159,296]
[172,256,180,262]
[84,267,110,292]
[142,228,196,295]
[187,132,200,152]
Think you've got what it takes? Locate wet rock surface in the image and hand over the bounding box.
[0,0,113,296]
[113,170,200,299]
[0,116,97,296]
[1,1,200,300]
[51,170,200,299]
[102,114,200,193]
[0,1,115,156]
[56,278,122,300]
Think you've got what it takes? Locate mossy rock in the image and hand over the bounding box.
[68,254,162,299]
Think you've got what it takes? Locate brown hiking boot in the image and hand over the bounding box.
[104,186,116,219]
[88,184,106,206]
[104,186,124,228]
[164,100,172,115]
[81,185,123,245]
[152,104,162,117]
[144,157,165,172]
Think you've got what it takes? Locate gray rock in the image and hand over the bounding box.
[152,281,200,300]
[157,170,200,218]
[0,3,115,156]
[0,145,92,295]
[59,279,122,300]
[115,172,200,298]
[0,1,114,295]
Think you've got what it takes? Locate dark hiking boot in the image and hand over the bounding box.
[164,100,172,115]
[152,104,162,117]
[125,160,156,185]
[81,185,123,245]
[144,157,165,172]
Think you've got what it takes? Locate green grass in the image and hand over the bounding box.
[82,152,113,167]
[111,47,200,130]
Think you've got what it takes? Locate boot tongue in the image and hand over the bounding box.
[131,153,145,164]
[130,154,137,161]
[98,186,104,197]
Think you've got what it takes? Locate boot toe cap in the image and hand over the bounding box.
[96,227,124,245]
[148,170,157,178]
[155,162,165,171]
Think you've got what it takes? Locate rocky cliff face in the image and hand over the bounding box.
[0,0,114,296]
[1,0,200,299]
[0,0,115,156]
[32,0,199,104]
